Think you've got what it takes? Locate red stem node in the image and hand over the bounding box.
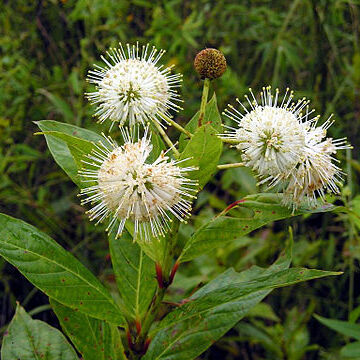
[144,337,151,354]
[223,199,245,214]
[169,260,180,285]
[155,262,164,288]
[126,330,134,351]
[135,318,142,335]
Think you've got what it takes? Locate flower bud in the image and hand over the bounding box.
[194,48,227,80]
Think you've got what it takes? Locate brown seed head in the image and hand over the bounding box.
[194,48,227,80]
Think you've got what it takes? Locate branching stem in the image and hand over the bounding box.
[217,162,244,170]
[153,120,180,158]
[130,220,180,358]
[221,138,240,144]
[161,113,193,138]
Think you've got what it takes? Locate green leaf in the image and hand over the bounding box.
[350,306,360,323]
[125,220,168,263]
[1,303,78,360]
[153,269,339,335]
[179,93,222,151]
[0,214,125,325]
[36,120,103,187]
[341,342,360,358]
[51,299,127,360]
[144,248,339,359]
[109,231,157,320]
[180,123,222,190]
[39,130,95,154]
[36,120,103,142]
[179,193,336,263]
[44,130,98,185]
[314,314,360,340]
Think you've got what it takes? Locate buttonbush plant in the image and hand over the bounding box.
[0,39,351,360]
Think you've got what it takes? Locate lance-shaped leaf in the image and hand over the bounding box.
[180,123,223,190]
[341,342,360,358]
[1,304,78,360]
[179,93,222,151]
[36,120,103,187]
[150,232,293,339]
[109,231,157,320]
[315,314,360,358]
[51,299,127,360]
[144,253,340,360]
[179,193,336,263]
[143,237,293,360]
[0,214,125,325]
[42,130,98,187]
[314,314,360,340]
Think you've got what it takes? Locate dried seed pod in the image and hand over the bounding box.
[194,48,227,80]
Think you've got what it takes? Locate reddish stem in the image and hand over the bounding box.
[155,262,164,288]
[126,330,134,351]
[143,337,151,354]
[135,319,142,335]
[223,199,246,214]
[169,260,180,285]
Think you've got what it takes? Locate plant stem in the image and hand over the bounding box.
[221,138,240,144]
[198,78,210,127]
[28,304,52,316]
[136,286,166,349]
[153,120,180,158]
[161,113,193,138]
[217,162,244,170]
[131,220,180,356]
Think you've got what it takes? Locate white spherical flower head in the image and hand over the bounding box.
[79,129,197,241]
[283,115,351,208]
[86,43,182,129]
[221,87,310,187]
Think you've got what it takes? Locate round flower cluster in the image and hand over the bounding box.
[79,129,196,241]
[221,86,351,208]
[86,43,182,129]
[194,48,227,80]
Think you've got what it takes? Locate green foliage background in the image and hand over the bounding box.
[0,0,360,359]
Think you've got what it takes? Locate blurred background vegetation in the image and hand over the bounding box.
[1,0,360,359]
